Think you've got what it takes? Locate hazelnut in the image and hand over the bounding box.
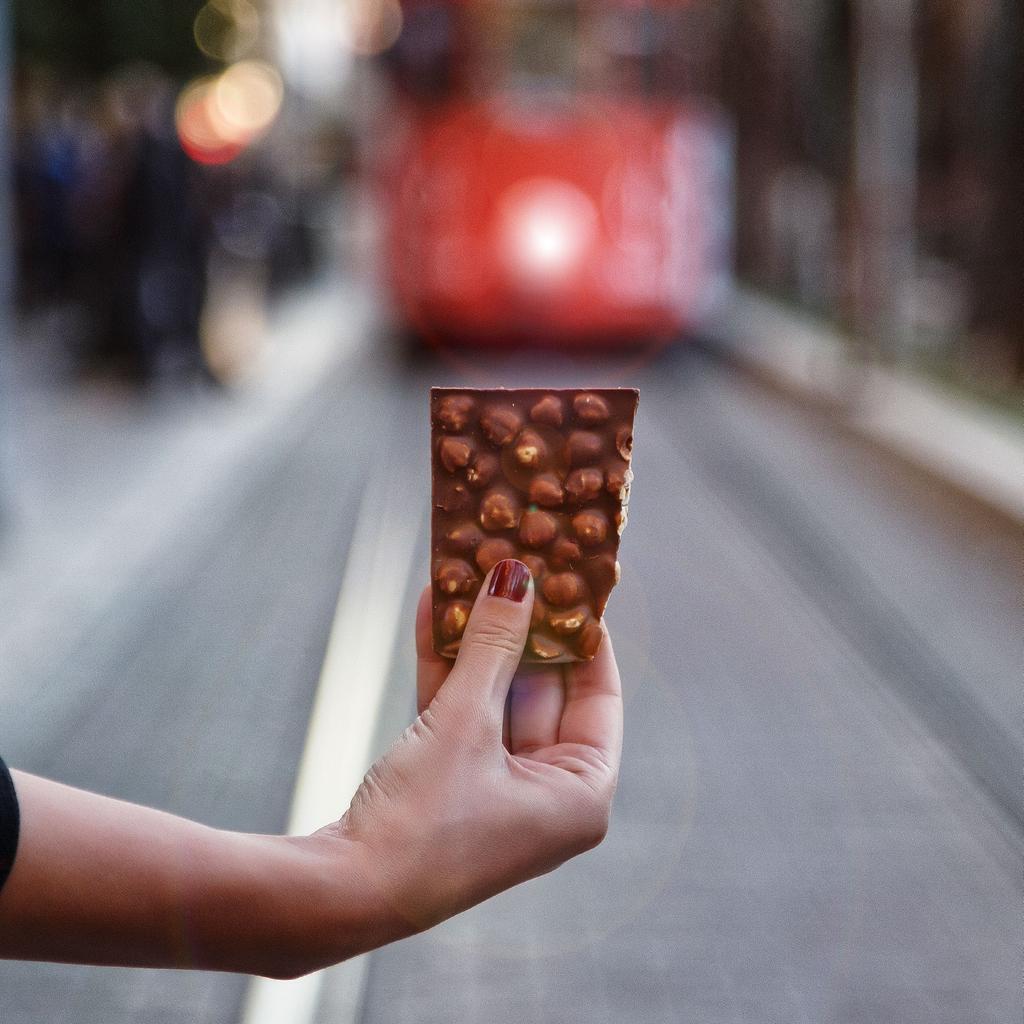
[572,510,608,547]
[519,509,558,548]
[479,490,521,531]
[573,392,610,425]
[466,452,499,489]
[543,571,583,607]
[480,405,523,446]
[530,596,548,629]
[549,537,581,568]
[578,620,604,659]
[446,521,483,554]
[439,436,473,472]
[548,606,587,635]
[616,426,633,461]
[529,473,564,508]
[436,482,471,513]
[513,428,548,468]
[530,394,564,427]
[475,537,517,574]
[565,467,604,503]
[615,508,628,535]
[434,558,478,596]
[529,635,564,660]
[565,430,603,466]
[436,394,475,432]
[521,554,548,581]
[614,559,622,584]
[440,600,471,641]
[585,552,617,601]
[606,462,632,498]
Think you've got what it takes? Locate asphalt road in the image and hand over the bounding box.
[1,329,1020,1024]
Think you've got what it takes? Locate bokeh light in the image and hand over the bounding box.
[175,61,283,165]
[175,76,246,165]
[498,178,599,289]
[193,0,261,62]
[340,0,404,57]
[213,60,284,142]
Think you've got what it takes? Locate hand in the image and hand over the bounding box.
[338,559,623,933]
[0,559,621,979]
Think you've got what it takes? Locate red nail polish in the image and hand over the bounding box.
[488,559,530,603]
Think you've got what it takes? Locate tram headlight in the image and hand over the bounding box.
[498,179,598,288]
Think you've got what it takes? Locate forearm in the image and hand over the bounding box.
[0,772,407,978]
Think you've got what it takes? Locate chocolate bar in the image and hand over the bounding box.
[431,387,638,662]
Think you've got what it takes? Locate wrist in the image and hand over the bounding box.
[178,827,410,979]
[223,829,416,979]
[279,828,419,974]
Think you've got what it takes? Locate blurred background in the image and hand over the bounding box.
[0,1,1021,1022]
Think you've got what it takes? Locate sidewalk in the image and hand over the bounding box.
[0,276,371,703]
[706,288,1024,524]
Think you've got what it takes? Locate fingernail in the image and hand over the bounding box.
[487,559,530,603]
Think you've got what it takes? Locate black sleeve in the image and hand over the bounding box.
[0,756,19,894]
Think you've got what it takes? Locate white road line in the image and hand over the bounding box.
[240,458,422,1024]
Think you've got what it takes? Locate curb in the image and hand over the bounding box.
[704,288,1024,525]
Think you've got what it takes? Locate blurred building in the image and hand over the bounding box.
[721,0,1022,387]
[7,0,1023,388]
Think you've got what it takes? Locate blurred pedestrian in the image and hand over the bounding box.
[13,69,86,307]
[78,67,212,386]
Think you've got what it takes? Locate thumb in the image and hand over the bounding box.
[438,559,534,721]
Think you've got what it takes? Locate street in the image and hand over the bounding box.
[1,296,1020,1024]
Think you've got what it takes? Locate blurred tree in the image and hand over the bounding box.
[722,0,852,310]
[15,0,207,78]
[720,1,796,285]
[917,0,1023,383]
[966,0,1023,381]
[845,0,918,359]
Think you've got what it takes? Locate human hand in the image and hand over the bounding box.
[0,559,620,978]
[338,559,623,933]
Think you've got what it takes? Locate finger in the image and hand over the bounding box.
[415,584,451,713]
[558,622,623,768]
[438,559,534,723]
[509,667,565,756]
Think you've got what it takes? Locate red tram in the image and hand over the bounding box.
[377,0,732,346]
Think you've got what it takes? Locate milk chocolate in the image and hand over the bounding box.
[431,387,638,662]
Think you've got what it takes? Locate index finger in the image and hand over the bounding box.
[558,621,623,769]
[415,584,451,713]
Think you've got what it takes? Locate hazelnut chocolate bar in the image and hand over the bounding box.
[431,387,638,662]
